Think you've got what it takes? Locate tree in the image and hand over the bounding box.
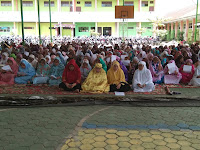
[148,17,170,39]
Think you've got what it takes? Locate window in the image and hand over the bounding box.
[0,27,10,32]
[85,1,91,7]
[184,24,186,29]
[63,27,70,29]
[61,1,69,7]
[76,6,81,12]
[146,27,152,29]
[149,6,154,11]
[77,1,80,4]
[1,1,11,6]
[141,1,148,7]
[91,27,95,31]
[124,1,134,6]
[150,1,154,4]
[24,27,34,29]
[128,27,134,29]
[22,1,33,7]
[189,23,192,29]
[44,1,54,7]
[102,1,112,7]
[79,27,89,32]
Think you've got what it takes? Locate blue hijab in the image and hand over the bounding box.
[49,57,65,78]
[19,59,35,76]
[57,51,66,66]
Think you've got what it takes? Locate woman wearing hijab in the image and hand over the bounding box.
[80,59,92,82]
[137,51,147,61]
[45,55,51,65]
[56,51,66,66]
[81,63,110,93]
[149,56,164,84]
[164,60,182,84]
[179,59,195,84]
[107,61,130,92]
[50,55,56,65]
[175,55,185,68]
[16,54,23,65]
[0,57,18,85]
[118,60,129,82]
[132,61,155,92]
[15,59,36,84]
[32,59,50,84]
[128,57,139,84]
[28,54,38,69]
[189,61,200,86]
[0,52,9,65]
[59,59,81,92]
[49,57,65,86]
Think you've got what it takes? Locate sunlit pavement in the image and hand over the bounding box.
[1,106,200,150]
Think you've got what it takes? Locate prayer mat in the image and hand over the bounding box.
[0,84,167,96]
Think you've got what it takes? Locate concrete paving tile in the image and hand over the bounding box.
[118,142,131,148]
[140,137,153,142]
[155,146,170,150]
[166,143,181,149]
[130,145,145,150]
[92,142,107,148]
[94,136,106,142]
[105,134,118,139]
[191,144,200,150]
[129,133,141,139]
[142,142,156,149]
[164,137,177,143]
[153,139,167,146]
[117,137,130,142]
[80,144,94,150]
[105,145,119,150]
[81,138,95,144]
[105,139,119,145]
[116,131,129,137]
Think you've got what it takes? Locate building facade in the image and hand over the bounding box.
[163,5,200,42]
[0,0,156,37]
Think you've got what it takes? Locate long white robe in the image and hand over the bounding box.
[133,63,155,92]
[190,65,200,86]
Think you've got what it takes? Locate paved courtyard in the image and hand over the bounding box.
[1,106,200,150]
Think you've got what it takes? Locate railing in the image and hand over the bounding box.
[0,11,157,22]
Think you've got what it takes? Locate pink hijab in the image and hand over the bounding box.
[7,57,18,75]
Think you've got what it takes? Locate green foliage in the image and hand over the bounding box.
[177,31,184,41]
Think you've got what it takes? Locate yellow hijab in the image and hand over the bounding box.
[107,61,126,85]
[81,63,110,93]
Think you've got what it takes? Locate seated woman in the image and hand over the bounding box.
[132,61,155,92]
[179,59,195,84]
[190,61,200,86]
[0,52,9,65]
[0,57,18,85]
[118,61,129,82]
[128,57,139,84]
[15,59,35,84]
[82,63,110,93]
[80,59,92,82]
[32,59,50,84]
[59,59,81,92]
[49,57,65,86]
[164,60,182,84]
[149,56,164,84]
[107,61,130,92]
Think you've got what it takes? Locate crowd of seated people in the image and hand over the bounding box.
[0,37,200,93]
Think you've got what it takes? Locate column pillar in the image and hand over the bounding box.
[15,0,18,11]
[60,22,62,37]
[57,0,61,12]
[95,0,97,11]
[117,0,119,5]
[192,18,195,41]
[73,0,76,12]
[12,0,14,11]
[171,22,174,39]
[95,22,98,33]
[175,22,178,38]
[138,0,141,12]
[185,19,189,41]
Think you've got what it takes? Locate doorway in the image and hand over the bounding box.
[103,27,111,36]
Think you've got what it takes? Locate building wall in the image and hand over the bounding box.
[141,22,153,36]
[0,0,155,37]
[75,22,95,37]
[0,22,14,35]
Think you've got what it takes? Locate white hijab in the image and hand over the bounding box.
[0,52,9,65]
[133,61,153,85]
[45,55,51,64]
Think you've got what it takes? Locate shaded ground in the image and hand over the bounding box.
[1,106,200,150]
